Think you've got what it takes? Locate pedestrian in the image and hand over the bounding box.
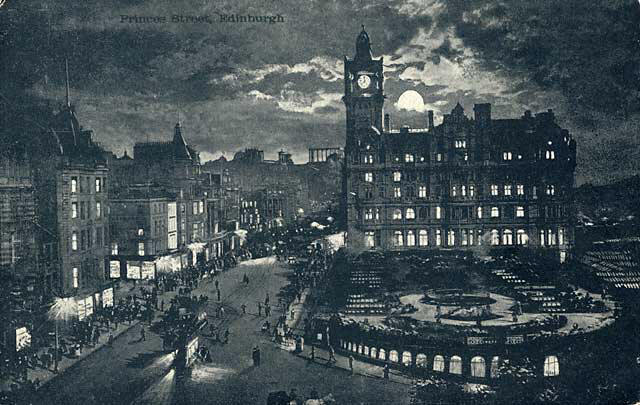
[140,326,146,342]
[107,333,114,347]
[215,280,219,290]
[252,345,261,366]
[290,309,295,320]
[349,354,354,374]
[224,329,229,344]
[265,304,271,317]
[383,363,389,379]
[328,345,336,363]
[265,293,270,306]
[310,345,315,362]
[217,289,221,302]
[241,303,246,315]
[258,302,262,317]
[160,300,164,312]
[220,306,225,319]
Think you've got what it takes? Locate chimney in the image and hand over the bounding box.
[384,114,390,132]
[427,110,434,130]
[473,103,491,127]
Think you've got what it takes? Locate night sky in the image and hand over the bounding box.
[2,0,640,185]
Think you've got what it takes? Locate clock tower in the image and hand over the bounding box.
[343,26,385,137]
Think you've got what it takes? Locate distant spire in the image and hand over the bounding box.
[65,58,70,108]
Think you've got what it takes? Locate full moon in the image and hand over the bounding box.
[397,90,425,112]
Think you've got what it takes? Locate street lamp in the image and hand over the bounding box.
[47,297,76,372]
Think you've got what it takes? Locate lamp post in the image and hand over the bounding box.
[48,297,76,373]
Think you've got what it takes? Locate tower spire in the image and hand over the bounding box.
[65,58,70,108]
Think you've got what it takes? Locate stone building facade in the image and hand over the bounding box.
[342,28,577,261]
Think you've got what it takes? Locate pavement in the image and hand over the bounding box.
[27,256,411,405]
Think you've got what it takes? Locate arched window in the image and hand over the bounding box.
[447,230,455,246]
[406,208,416,219]
[491,206,500,218]
[370,347,377,359]
[364,346,370,356]
[433,355,445,372]
[416,354,427,367]
[379,349,386,361]
[419,230,428,246]
[471,356,486,378]
[502,229,513,245]
[544,355,559,377]
[393,209,402,220]
[517,229,528,245]
[490,356,500,378]
[402,351,412,366]
[449,356,462,374]
[406,230,416,246]
[393,231,404,247]
[491,229,499,246]
[419,207,429,219]
[389,350,399,362]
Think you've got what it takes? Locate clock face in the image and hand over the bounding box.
[357,75,371,89]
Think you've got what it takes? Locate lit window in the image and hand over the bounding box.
[407,230,416,246]
[393,231,404,246]
[471,356,486,378]
[393,171,402,182]
[517,229,528,245]
[491,229,499,245]
[491,207,499,218]
[547,229,557,245]
[464,152,468,161]
[455,140,466,148]
[71,202,78,219]
[406,208,416,220]
[405,153,414,163]
[504,185,512,196]
[435,206,442,219]
[540,230,546,246]
[364,155,374,164]
[502,229,513,245]
[365,208,373,221]
[199,201,204,214]
[433,355,445,372]
[419,230,428,246]
[491,184,498,196]
[393,209,402,220]
[469,185,475,197]
[477,206,483,219]
[375,208,380,220]
[96,202,101,218]
[364,231,375,248]
[516,206,525,217]
[451,186,457,197]
[72,267,79,289]
[95,178,101,193]
[436,153,442,162]
[418,186,427,198]
[111,242,118,255]
[450,356,462,375]
[71,232,78,251]
[193,202,198,214]
[435,229,442,246]
[447,230,455,246]
[461,229,468,246]
[517,184,524,195]
[558,228,564,245]
[71,177,77,193]
[503,152,513,161]
[364,173,373,182]
[394,187,402,198]
[138,228,144,236]
[544,356,559,377]
[138,242,145,256]
[461,185,467,197]
[545,150,555,160]
[546,185,555,195]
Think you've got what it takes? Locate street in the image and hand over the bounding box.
[34,257,410,405]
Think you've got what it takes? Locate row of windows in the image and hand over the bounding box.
[364,227,565,248]
[359,183,557,199]
[343,344,560,378]
[70,227,105,252]
[364,205,528,222]
[358,149,559,165]
[71,201,103,220]
[71,176,105,194]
